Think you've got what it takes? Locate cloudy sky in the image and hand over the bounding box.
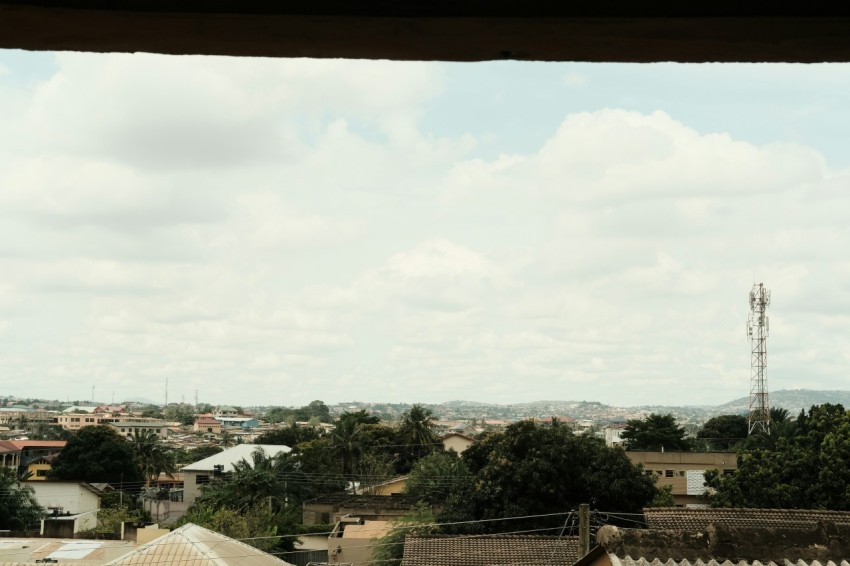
[1,51,848,408]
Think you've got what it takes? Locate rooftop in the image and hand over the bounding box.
[181,444,290,472]
[402,534,580,566]
[643,508,850,531]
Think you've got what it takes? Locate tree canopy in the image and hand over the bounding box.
[50,425,144,486]
[621,413,691,451]
[707,404,850,509]
[439,421,657,534]
[0,468,43,531]
[696,414,748,450]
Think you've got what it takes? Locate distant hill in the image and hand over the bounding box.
[716,389,850,416]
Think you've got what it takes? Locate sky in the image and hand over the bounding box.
[0,50,849,408]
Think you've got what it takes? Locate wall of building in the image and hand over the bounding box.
[30,482,101,515]
[626,451,737,506]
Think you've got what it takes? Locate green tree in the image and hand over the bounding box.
[180,505,282,551]
[405,451,471,505]
[439,420,656,534]
[696,414,748,450]
[130,429,176,486]
[621,413,691,451]
[708,404,850,509]
[371,503,437,566]
[50,425,144,485]
[331,411,379,474]
[396,404,440,472]
[0,468,44,531]
[255,423,322,447]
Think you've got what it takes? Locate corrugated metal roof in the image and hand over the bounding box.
[402,534,580,566]
[181,444,291,472]
[105,523,295,566]
[609,556,850,566]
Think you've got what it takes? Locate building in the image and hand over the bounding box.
[643,507,850,531]
[109,420,170,439]
[193,415,222,434]
[625,451,737,506]
[574,522,850,566]
[103,522,296,566]
[441,432,475,454]
[0,537,137,563]
[303,494,423,525]
[328,517,391,566]
[218,416,260,430]
[402,534,580,566]
[31,481,105,536]
[180,444,291,507]
[55,412,119,430]
[0,439,22,470]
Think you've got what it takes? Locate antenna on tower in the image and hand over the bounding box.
[165,377,168,408]
[747,282,771,435]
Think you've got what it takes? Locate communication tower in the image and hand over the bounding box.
[747,283,771,435]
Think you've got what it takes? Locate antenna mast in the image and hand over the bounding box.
[747,283,771,435]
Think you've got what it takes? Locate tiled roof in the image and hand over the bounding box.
[608,556,850,566]
[643,508,850,531]
[0,439,21,454]
[401,534,580,566]
[104,523,293,566]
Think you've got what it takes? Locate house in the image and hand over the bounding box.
[604,425,627,447]
[193,415,222,434]
[401,534,580,566]
[574,522,850,566]
[441,432,475,455]
[180,443,291,507]
[55,412,119,430]
[31,481,105,536]
[215,405,239,418]
[218,416,260,429]
[104,522,296,566]
[328,517,391,566]
[26,453,58,480]
[625,451,737,506]
[359,475,408,495]
[0,439,22,470]
[303,494,422,525]
[109,420,170,439]
[11,439,66,478]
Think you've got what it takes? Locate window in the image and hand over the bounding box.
[723,469,735,475]
[665,470,674,477]
[196,475,210,485]
[37,469,48,477]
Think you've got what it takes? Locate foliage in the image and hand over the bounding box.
[28,424,71,441]
[439,420,657,534]
[264,401,332,425]
[395,404,441,472]
[649,484,675,507]
[707,404,850,509]
[82,505,145,534]
[371,502,437,566]
[163,405,196,426]
[696,414,748,450]
[621,413,692,451]
[255,423,323,447]
[405,451,471,505]
[49,425,144,485]
[179,505,283,551]
[130,429,176,486]
[0,468,44,530]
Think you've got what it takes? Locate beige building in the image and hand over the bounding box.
[329,518,391,566]
[626,451,737,506]
[442,432,475,454]
[55,412,118,430]
[109,420,169,439]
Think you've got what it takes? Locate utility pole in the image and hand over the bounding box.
[579,504,590,557]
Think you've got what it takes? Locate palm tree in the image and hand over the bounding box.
[331,416,365,475]
[396,404,440,471]
[130,429,176,487]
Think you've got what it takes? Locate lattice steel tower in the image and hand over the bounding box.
[747,283,771,435]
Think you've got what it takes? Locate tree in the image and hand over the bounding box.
[439,420,657,534]
[330,411,379,475]
[405,451,470,505]
[707,404,850,510]
[696,414,748,450]
[621,413,691,451]
[396,404,440,472]
[0,468,43,531]
[255,423,322,447]
[50,425,144,485]
[130,429,176,486]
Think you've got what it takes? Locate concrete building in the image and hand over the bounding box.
[31,481,104,535]
[109,420,170,439]
[626,451,737,506]
[328,517,391,566]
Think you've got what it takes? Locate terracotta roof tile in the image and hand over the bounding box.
[643,508,850,531]
[402,534,580,566]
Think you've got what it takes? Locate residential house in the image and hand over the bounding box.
[401,534,580,566]
[625,451,737,506]
[359,475,408,495]
[104,523,296,566]
[303,494,423,525]
[218,416,260,430]
[214,405,239,418]
[109,420,169,439]
[574,522,850,566]
[26,453,58,480]
[328,517,391,566]
[193,415,222,434]
[180,443,291,508]
[441,432,475,455]
[12,439,66,478]
[31,481,104,536]
[0,439,22,470]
